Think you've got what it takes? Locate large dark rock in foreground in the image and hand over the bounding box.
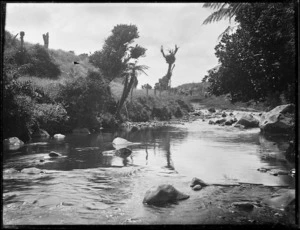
[143,184,189,206]
[259,104,295,134]
[236,114,259,128]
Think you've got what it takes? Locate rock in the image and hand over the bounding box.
[49,151,62,157]
[215,118,226,124]
[192,185,202,191]
[289,169,295,177]
[222,112,227,117]
[229,112,234,116]
[115,148,132,158]
[53,134,65,139]
[190,177,209,187]
[39,159,45,162]
[259,104,295,134]
[234,124,245,129]
[257,167,271,173]
[143,184,189,206]
[72,128,90,135]
[208,108,216,113]
[232,202,255,212]
[236,114,259,128]
[131,126,139,132]
[4,137,24,146]
[21,167,43,174]
[4,168,19,174]
[31,129,50,138]
[208,120,215,125]
[224,118,236,126]
[112,137,131,145]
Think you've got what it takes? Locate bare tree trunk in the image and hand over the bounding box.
[20,31,25,50]
[43,32,49,49]
[115,76,135,118]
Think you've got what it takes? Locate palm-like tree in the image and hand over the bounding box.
[130,77,138,102]
[202,3,246,40]
[115,62,148,118]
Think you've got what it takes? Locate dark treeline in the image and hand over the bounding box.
[202,2,296,104]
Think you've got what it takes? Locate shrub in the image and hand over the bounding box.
[33,103,69,135]
[58,71,114,130]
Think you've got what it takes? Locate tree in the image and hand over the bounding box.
[204,3,296,103]
[89,24,148,118]
[89,24,146,82]
[142,83,152,96]
[160,45,179,90]
[115,62,148,117]
[130,77,138,102]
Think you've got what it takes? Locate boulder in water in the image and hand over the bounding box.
[143,184,190,206]
[49,151,62,157]
[236,114,259,128]
[115,148,132,158]
[53,134,65,139]
[21,167,43,174]
[192,185,202,191]
[190,177,209,188]
[208,108,216,113]
[259,104,295,134]
[4,137,24,146]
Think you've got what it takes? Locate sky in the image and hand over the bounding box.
[5,3,232,88]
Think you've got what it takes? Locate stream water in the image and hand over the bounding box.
[3,110,295,225]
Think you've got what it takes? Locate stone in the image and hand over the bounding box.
[224,118,235,126]
[259,104,295,134]
[21,167,43,174]
[232,202,255,212]
[115,148,132,158]
[143,184,189,206]
[49,151,62,157]
[131,126,139,132]
[208,120,215,125]
[4,137,24,146]
[208,108,216,113]
[31,129,50,138]
[72,128,90,135]
[112,137,130,145]
[192,185,202,191]
[4,168,19,174]
[190,177,209,188]
[215,118,226,124]
[234,124,245,129]
[222,112,227,117]
[236,114,259,128]
[53,134,65,139]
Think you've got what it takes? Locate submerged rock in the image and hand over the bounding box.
[115,148,132,158]
[49,151,62,157]
[208,108,216,113]
[190,177,209,188]
[259,104,295,134]
[143,184,190,206]
[21,167,43,174]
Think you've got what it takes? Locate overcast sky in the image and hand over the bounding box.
[5,3,231,88]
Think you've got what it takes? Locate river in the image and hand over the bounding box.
[3,110,295,225]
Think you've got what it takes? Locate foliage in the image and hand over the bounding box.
[33,103,69,135]
[89,24,145,82]
[204,3,296,103]
[58,71,114,130]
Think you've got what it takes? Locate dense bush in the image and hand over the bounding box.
[58,71,115,130]
[33,103,69,135]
